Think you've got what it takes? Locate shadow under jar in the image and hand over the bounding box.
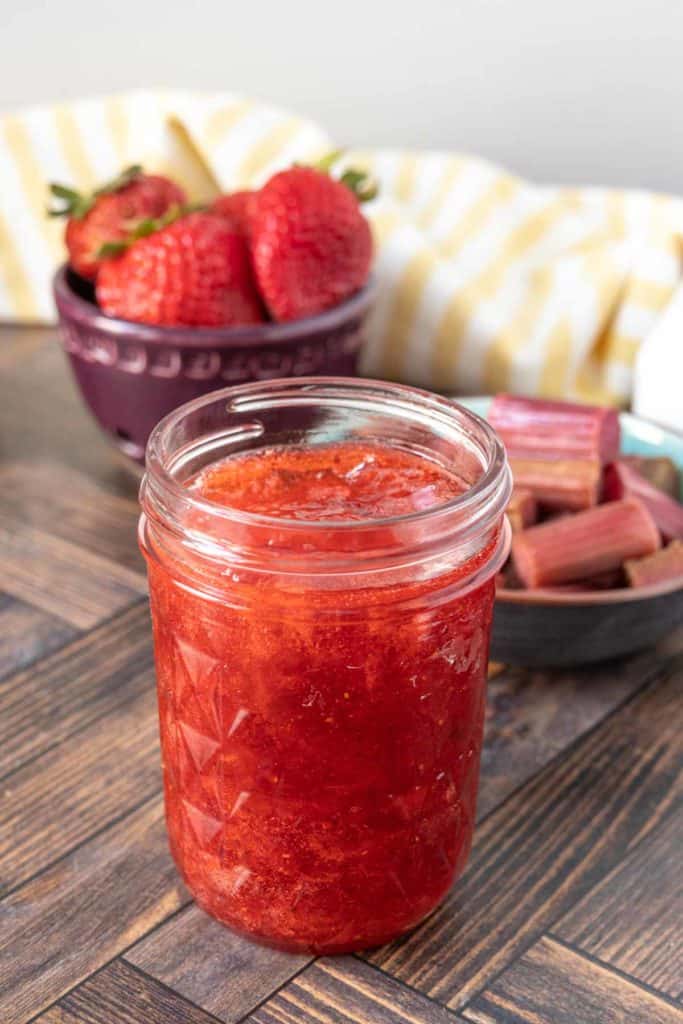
[139,378,511,954]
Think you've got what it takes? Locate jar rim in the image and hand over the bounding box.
[143,376,510,531]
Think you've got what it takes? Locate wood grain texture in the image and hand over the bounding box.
[0,513,145,628]
[0,601,152,777]
[0,592,74,681]
[368,658,683,1010]
[248,957,461,1024]
[556,812,683,1000]
[126,904,310,1024]
[1,325,682,1024]
[478,646,666,818]
[0,327,138,493]
[36,960,221,1024]
[0,683,160,892]
[0,460,143,573]
[463,936,683,1024]
[0,797,188,1024]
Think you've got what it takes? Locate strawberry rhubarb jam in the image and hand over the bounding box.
[140,379,511,954]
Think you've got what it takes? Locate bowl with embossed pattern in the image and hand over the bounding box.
[53,265,376,465]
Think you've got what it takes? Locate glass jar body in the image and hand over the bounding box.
[139,378,510,953]
[145,552,496,953]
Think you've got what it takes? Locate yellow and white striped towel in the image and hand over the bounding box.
[2,88,682,406]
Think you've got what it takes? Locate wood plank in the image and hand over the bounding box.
[36,960,220,1024]
[248,957,460,1024]
[463,936,683,1024]
[0,328,138,495]
[477,639,673,818]
[555,812,683,1000]
[0,514,145,628]
[367,654,683,1011]
[0,592,74,681]
[0,601,152,777]
[0,683,160,892]
[0,461,143,573]
[126,904,310,1024]
[0,797,188,1024]
[0,326,45,370]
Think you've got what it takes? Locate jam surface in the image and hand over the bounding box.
[192,441,464,520]
[146,441,496,953]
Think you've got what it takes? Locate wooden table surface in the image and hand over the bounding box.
[1,325,681,1024]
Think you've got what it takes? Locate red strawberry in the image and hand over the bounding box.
[249,166,374,321]
[96,212,264,327]
[210,190,254,235]
[49,165,186,280]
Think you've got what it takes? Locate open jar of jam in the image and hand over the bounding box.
[139,378,511,954]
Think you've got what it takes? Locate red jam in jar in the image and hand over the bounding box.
[140,379,511,954]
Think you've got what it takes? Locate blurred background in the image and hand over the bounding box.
[4,0,682,191]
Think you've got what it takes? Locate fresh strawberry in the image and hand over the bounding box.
[210,190,254,234]
[96,212,264,327]
[48,165,186,280]
[249,165,374,321]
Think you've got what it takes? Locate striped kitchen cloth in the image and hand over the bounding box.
[2,88,682,405]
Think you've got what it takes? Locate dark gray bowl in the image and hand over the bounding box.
[54,265,376,464]
[490,582,683,666]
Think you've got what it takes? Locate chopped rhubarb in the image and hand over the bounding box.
[625,541,683,587]
[621,455,680,499]
[507,456,601,512]
[538,570,625,593]
[489,394,619,511]
[604,462,683,541]
[506,487,538,533]
[511,498,660,588]
[489,394,620,463]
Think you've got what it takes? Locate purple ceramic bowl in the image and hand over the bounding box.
[53,265,376,464]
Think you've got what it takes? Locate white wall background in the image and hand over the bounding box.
[3,0,682,193]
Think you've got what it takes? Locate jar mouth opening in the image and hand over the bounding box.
[143,377,510,535]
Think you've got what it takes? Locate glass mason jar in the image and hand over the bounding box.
[139,378,511,954]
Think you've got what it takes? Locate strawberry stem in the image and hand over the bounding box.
[93,164,142,198]
[340,168,378,202]
[47,164,143,220]
[94,202,199,260]
[314,149,345,173]
[311,150,378,203]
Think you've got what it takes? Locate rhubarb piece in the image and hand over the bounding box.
[625,541,683,587]
[511,498,660,588]
[506,488,538,533]
[508,457,601,512]
[489,394,620,463]
[489,394,619,511]
[604,461,683,541]
[538,570,626,593]
[621,455,680,500]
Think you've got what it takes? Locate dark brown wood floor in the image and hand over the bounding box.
[1,327,681,1024]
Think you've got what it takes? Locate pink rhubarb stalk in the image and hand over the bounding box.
[604,461,683,541]
[511,498,660,588]
[489,394,620,463]
[621,455,680,499]
[506,487,538,533]
[506,457,601,512]
[489,394,620,511]
[625,541,683,588]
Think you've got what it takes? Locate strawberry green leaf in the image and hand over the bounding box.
[93,164,143,198]
[96,240,129,259]
[47,183,94,219]
[313,149,345,173]
[340,168,378,202]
